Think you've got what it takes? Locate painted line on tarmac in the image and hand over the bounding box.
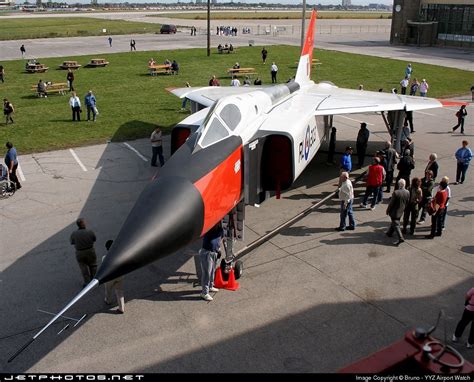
[337,115,374,126]
[17,163,26,182]
[414,110,436,116]
[69,149,88,172]
[123,142,148,162]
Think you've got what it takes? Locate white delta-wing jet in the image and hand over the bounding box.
[8,9,463,362]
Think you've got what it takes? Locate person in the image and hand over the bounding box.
[243,76,251,86]
[108,37,112,47]
[402,177,422,235]
[209,75,220,86]
[340,146,353,173]
[217,44,223,53]
[386,179,410,246]
[360,157,385,210]
[70,218,97,287]
[66,69,74,92]
[454,140,472,185]
[171,60,179,75]
[181,82,191,110]
[336,172,355,231]
[37,79,47,98]
[396,149,415,188]
[384,141,398,193]
[4,142,21,190]
[418,170,434,225]
[452,287,474,349]
[3,98,14,125]
[471,85,474,102]
[452,105,467,134]
[405,110,414,133]
[327,127,337,165]
[148,58,156,66]
[271,62,278,83]
[424,153,439,181]
[164,58,171,66]
[233,62,240,70]
[254,77,262,86]
[20,44,26,58]
[358,84,364,90]
[84,90,97,122]
[400,77,409,95]
[69,91,81,122]
[228,43,234,52]
[356,122,370,168]
[200,222,224,301]
[261,47,268,64]
[0,64,4,83]
[425,179,448,239]
[150,126,164,167]
[130,39,136,51]
[438,176,451,231]
[405,63,412,79]
[419,79,429,97]
[230,76,241,87]
[409,78,419,96]
[103,240,125,314]
[400,121,411,143]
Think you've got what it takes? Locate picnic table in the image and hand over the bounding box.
[295,58,322,66]
[148,64,173,76]
[85,58,109,68]
[227,67,257,77]
[31,82,68,96]
[26,63,49,73]
[59,61,81,70]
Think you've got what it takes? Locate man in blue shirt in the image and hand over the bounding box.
[455,140,472,184]
[4,141,21,190]
[200,222,224,301]
[84,90,97,122]
[340,146,353,173]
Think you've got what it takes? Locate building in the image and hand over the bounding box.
[342,0,352,5]
[0,0,14,6]
[390,0,473,48]
[91,0,98,6]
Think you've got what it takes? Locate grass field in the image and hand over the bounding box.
[0,17,162,41]
[148,11,392,20]
[0,46,471,154]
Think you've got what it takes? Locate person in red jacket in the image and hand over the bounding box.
[426,179,448,239]
[360,157,385,210]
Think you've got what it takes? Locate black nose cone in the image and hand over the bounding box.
[96,176,204,283]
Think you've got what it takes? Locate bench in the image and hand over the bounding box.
[86,59,109,68]
[227,67,257,77]
[59,61,81,70]
[26,64,49,73]
[31,82,68,97]
[148,64,175,76]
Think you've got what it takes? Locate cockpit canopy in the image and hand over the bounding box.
[195,92,272,151]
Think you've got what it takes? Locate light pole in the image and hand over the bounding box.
[207,0,211,57]
[300,0,306,50]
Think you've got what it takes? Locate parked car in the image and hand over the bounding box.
[160,24,177,34]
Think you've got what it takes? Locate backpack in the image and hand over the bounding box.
[456,111,461,118]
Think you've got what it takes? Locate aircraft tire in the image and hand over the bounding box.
[234,260,243,280]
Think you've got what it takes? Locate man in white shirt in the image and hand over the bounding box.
[230,76,241,87]
[271,62,278,83]
[336,172,355,231]
[150,126,165,167]
[400,77,409,95]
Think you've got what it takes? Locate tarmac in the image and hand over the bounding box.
[0,12,473,373]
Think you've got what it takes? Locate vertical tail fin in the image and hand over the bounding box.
[295,9,317,85]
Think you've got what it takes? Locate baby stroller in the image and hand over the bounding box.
[0,164,16,198]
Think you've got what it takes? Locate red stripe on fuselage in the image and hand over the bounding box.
[194,145,243,236]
